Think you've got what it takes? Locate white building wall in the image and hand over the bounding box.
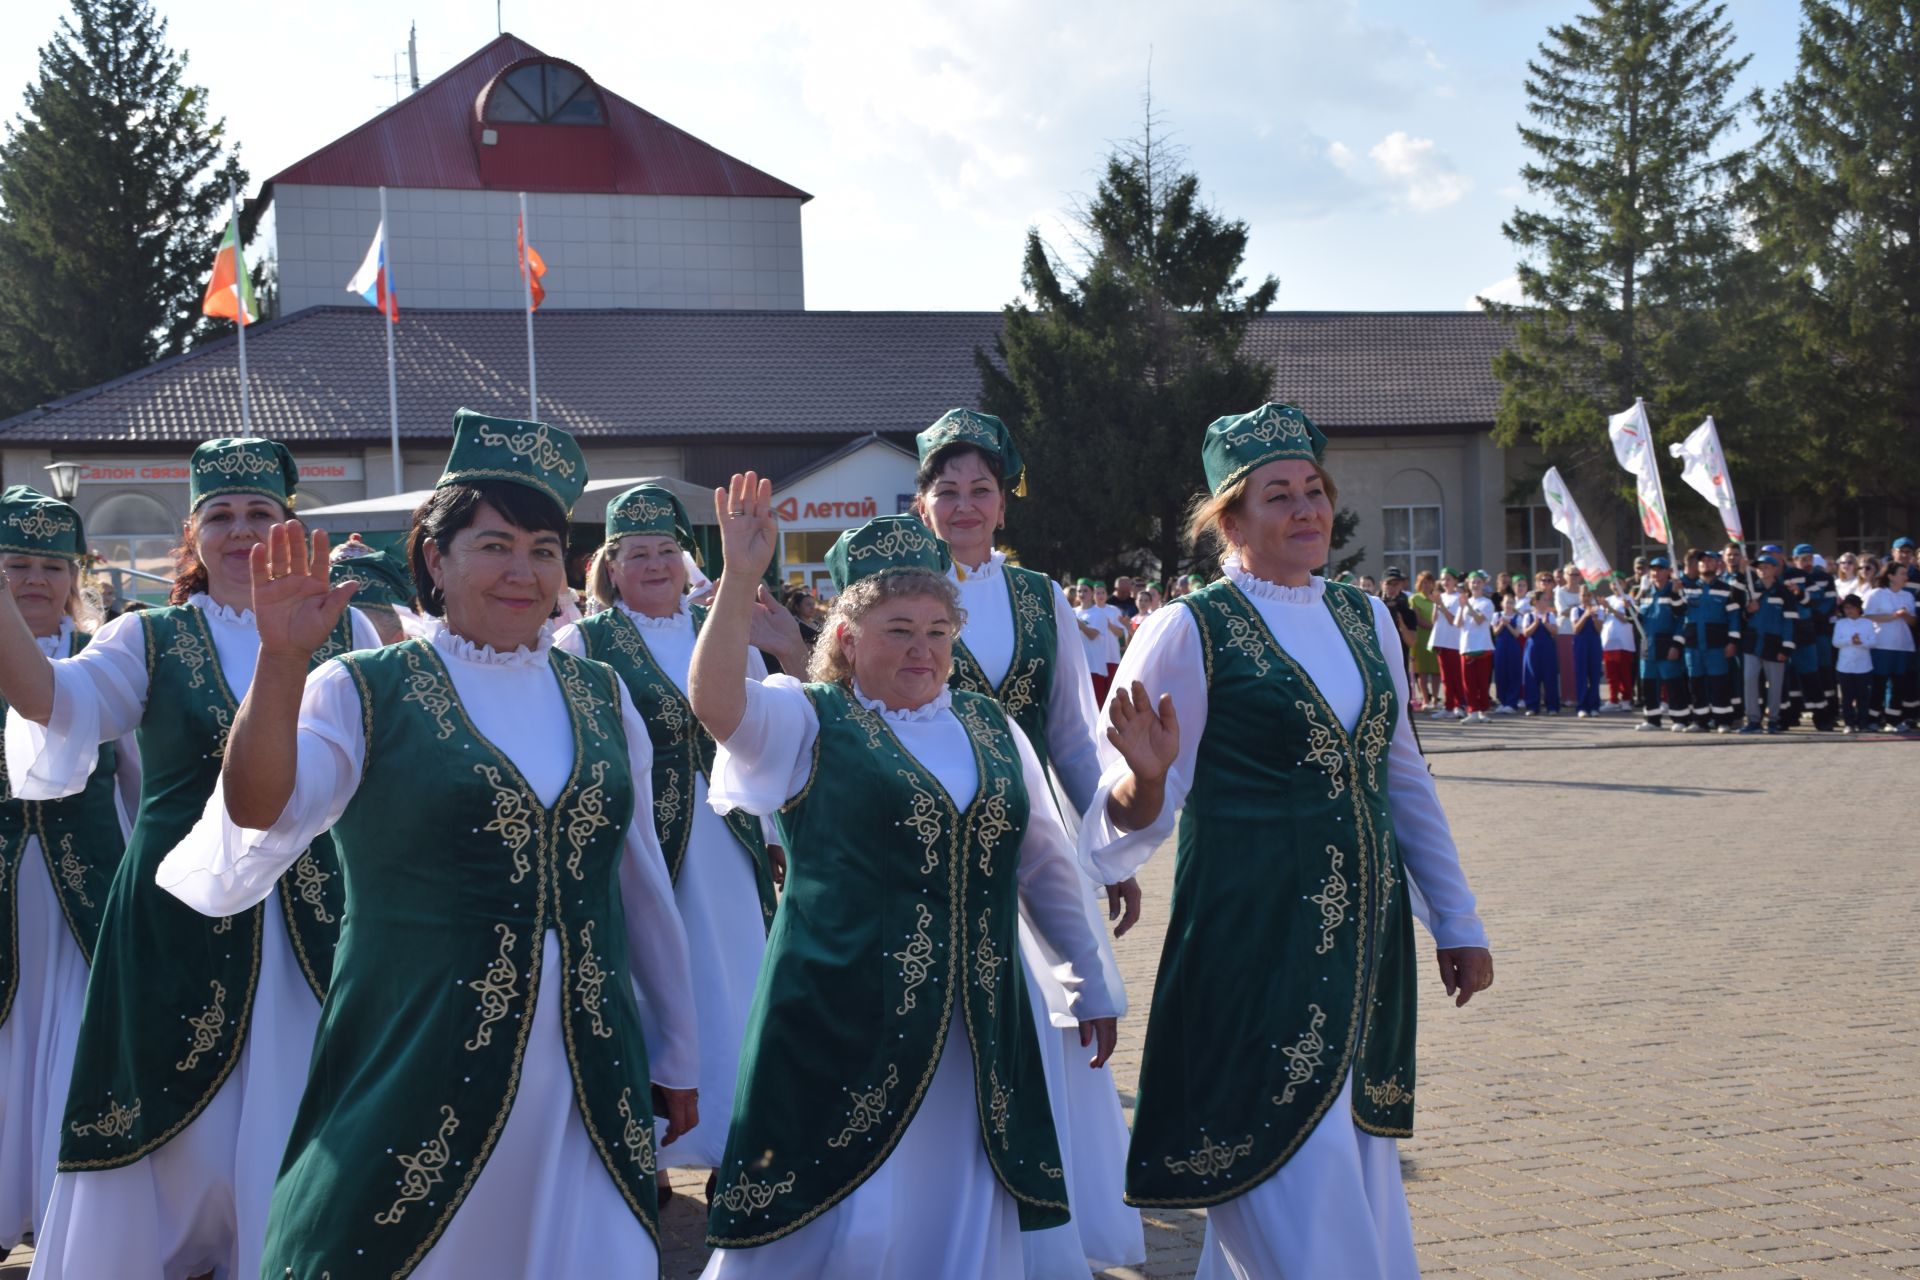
[274,185,804,314]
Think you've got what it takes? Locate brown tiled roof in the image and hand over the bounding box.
[0,307,1509,447]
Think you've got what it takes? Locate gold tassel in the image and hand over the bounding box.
[1014,473,1029,498]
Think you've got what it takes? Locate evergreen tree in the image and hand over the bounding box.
[1485,0,1759,540]
[0,0,250,420]
[1745,0,1920,511]
[977,109,1281,580]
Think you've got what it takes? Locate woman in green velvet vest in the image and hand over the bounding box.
[0,487,130,1251]
[687,481,1121,1279]
[0,440,377,1280]
[158,411,702,1280]
[1085,404,1495,1279]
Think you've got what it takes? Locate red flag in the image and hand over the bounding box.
[516,214,546,312]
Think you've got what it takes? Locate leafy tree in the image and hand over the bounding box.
[1485,0,1760,547]
[978,108,1282,581]
[0,0,251,420]
[1744,0,1920,510]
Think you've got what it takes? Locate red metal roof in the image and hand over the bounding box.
[266,34,809,201]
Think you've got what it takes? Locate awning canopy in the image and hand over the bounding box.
[298,474,716,533]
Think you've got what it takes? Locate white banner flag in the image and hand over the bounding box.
[1541,467,1613,584]
[1667,417,1743,543]
[1606,399,1672,547]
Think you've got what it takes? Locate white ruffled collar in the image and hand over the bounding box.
[852,680,953,723]
[617,599,692,632]
[1223,557,1325,606]
[952,550,1005,585]
[425,617,553,669]
[191,592,256,628]
[34,618,73,658]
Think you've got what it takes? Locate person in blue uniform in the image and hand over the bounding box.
[1678,549,1740,733]
[1783,544,1836,731]
[1739,554,1799,734]
[1634,556,1688,731]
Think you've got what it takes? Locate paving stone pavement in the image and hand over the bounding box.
[9,717,1914,1278]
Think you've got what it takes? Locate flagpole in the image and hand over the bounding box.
[520,192,537,420]
[229,179,250,433]
[380,187,402,494]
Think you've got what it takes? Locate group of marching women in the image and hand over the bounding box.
[0,399,1491,1280]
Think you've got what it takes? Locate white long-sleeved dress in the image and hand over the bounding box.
[698,677,1123,1280]
[1080,562,1489,1280]
[553,599,771,1173]
[154,622,700,1276]
[952,552,1144,1275]
[0,622,136,1250]
[6,595,377,1280]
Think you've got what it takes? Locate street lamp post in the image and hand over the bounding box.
[43,460,82,502]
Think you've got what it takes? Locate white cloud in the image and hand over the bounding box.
[1327,141,1358,172]
[1471,275,1526,308]
[1368,131,1472,211]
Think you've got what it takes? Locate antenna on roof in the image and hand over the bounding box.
[407,21,420,91]
[496,1,502,36]
[374,51,406,104]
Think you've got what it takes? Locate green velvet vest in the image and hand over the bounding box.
[58,605,354,1170]
[265,639,654,1279]
[948,565,1059,774]
[0,628,126,1027]
[706,683,1067,1248]
[1125,580,1418,1208]
[570,604,775,927]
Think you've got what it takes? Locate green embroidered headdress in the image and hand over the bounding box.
[329,539,414,610]
[605,484,700,562]
[0,485,85,560]
[190,437,300,512]
[1201,402,1327,496]
[915,408,1027,496]
[825,515,952,592]
[436,408,588,517]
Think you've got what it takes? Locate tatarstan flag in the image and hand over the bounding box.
[201,211,258,326]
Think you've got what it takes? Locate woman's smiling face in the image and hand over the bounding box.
[194,495,287,605]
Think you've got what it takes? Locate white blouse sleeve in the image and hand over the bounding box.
[156,659,367,916]
[612,681,700,1091]
[347,607,383,653]
[1077,605,1205,886]
[1010,722,1122,1023]
[1042,582,1103,815]
[1367,595,1490,951]
[551,621,586,657]
[5,610,150,801]
[705,674,820,817]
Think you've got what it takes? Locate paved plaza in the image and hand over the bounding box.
[6,718,1914,1279]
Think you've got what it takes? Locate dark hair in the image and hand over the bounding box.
[167,499,294,604]
[1841,593,1865,611]
[914,442,1003,496]
[407,479,570,616]
[1878,562,1909,589]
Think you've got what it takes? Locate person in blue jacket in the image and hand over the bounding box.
[1520,588,1561,715]
[1634,556,1688,730]
[1678,549,1741,733]
[1739,554,1799,734]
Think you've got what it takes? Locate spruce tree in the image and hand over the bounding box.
[1486,0,1759,545]
[978,110,1282,580]
[0,0,250,420]
[1745,0,1920,512]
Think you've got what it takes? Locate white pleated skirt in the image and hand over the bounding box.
[699,1012,1022,1280]
[0,844,90,1250]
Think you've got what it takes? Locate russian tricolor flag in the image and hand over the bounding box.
[346,219,398,322]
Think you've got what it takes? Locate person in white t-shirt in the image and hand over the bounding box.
[1428,568,1464,717]
[1863,563,1916,730]
[1073,580,1111,704]
[1832,593,1876,733]
[1453,571,1497,722]
[1091,581,1128,669]
[1597,580,1638,710]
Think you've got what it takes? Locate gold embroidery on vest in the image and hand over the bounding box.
[211,914,233,934]
[576,921,612,1039]
[1164,1133,1255,1177]
[988,1063,1013,1150]
[464,923,520,1051]
[601,614,646,662]
[1356,694,1391,794]
[1363,1074,1410,1108]
[898,770,943,875]
[208,705,233,759]
[400,646,458,740]
[474,764,536,883]
[174,979,228,1071]
[1040,1160,1064,1180]
[166,625,210,690]
[290,851,335,924]
[892,902,935,1014]
[556,659,610,740]
[655,765,684,841]
[713,1168,798,1218]
[69,1097,142,1139]
[616,1087,655,1176]
[844,698,886,751]
[972,775,1013,875]
[55,834,93,909]
[1208,598,1273,678]
[373,1105,460,1225]
[1296,700,1347,801]
[999,657,1043,721]
[975,907,1005,1015]
[562,760,613,881]
[828,1063,900,1148]
[954,696,1013,766]
[1272,1004,1329,1106]
[1011,574,1048,634]
[1311,848,1348,956]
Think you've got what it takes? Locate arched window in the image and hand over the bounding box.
[88,491,176,536]
[483,61,605,125]
[85,491,180,602]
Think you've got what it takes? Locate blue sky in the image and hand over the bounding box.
[3,0,1805,312]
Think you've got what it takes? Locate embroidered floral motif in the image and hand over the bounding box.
[998,659,1042,721]
[464,923,520,1051]
[475,764,536,883]
[55,834,93,909]
[576,921,612,1039]
[1039,1161,1064,1180]
[211,914,234,935]
[654,766,685,842]
[988,1064,1013,1150]
[1209,598,1273,678]
[845,699,885,751]
[602,615,646,663]
[713,1168,799,1218]
[1311,848,1348,956]
[1164,1133,1256,1178]
[401,648,458,741]
[69,1097,141,1139]
[612,492,673,527]
[616,1088,655,1176]
[1363,1074,1411,1108]
[1272,1004,1329,1106]
[847,523,936,561]
[290,851,335,925]
[556,659,610,740]
[975,907,1005,1015]
[174,979,228,1072]
[373,1106,460,1225]
[828,1063,901,1148]
[8,507,75,539]
[166,625,210,690]
[1356,695,1391,794]
[898,770,944,875]
[1296,700,1347,801]
[475,422,578,477]
[203,448,280,477]
[891,902,935,1015]
[208,705,234,759]
[972,777,1013,875]
[954,696,1013,765]
[562,760,613,881]
[1010,577,1048,634]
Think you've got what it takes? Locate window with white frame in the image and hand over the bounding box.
[1382,505,1442,582]
[1506,505,1570,582]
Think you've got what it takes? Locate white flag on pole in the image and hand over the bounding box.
[1541,467,1613,584]
[1667,417,1743,543]
[1606,399,1672,546]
